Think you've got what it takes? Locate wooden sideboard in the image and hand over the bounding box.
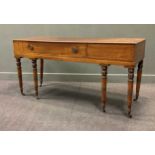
[13,37,145,118]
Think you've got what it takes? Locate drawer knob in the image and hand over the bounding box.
[72,47,78,54]
[27,44,34,51]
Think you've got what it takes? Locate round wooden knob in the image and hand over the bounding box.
[72,47,78,54]
[27,44,34,51]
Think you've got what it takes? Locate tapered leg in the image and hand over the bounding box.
[40,59,44,87]
[134,60,143,101]
[101,65,108,112]
[128,68,134,118]
[32,59,39,99]
[16,58,24,96]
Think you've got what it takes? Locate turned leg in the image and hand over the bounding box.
[16,58,24,96]
[128,68,134,118]
[101,65,108,112]
[134,60,143,101]
[32,59,39,99]
[40,59,44,87]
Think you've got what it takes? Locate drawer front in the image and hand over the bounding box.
[87,44,135,61]
[20,42,86,58]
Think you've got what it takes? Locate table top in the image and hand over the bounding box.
[14,37,145,44]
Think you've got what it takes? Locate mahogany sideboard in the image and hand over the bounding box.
[13,37,146,118]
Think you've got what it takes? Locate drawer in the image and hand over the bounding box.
[21,42,86,57]
[87,44,135,62]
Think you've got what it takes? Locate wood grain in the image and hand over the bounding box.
[13,37,145,44]
[87,44,135,61]
[13,38,145,67]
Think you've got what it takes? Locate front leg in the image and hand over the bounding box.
[40,59,44,87]
[16,58,24,96]
[134,60,143,101]
[128,68,134,118]
[101,65,108,112]
[32,59,39,99]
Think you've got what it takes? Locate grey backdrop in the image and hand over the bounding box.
[0,24,154,82]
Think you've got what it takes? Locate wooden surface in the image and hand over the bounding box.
[13,37,146,118]
[13,37,145,66]
[13,37,145,44]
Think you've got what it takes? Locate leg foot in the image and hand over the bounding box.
[128,112,132,118]
[21,93,25,96]
[133,97,138,102]
[103,106,106,113]
[36,96,40,100]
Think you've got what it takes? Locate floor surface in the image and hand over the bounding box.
[0,80,155,131]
